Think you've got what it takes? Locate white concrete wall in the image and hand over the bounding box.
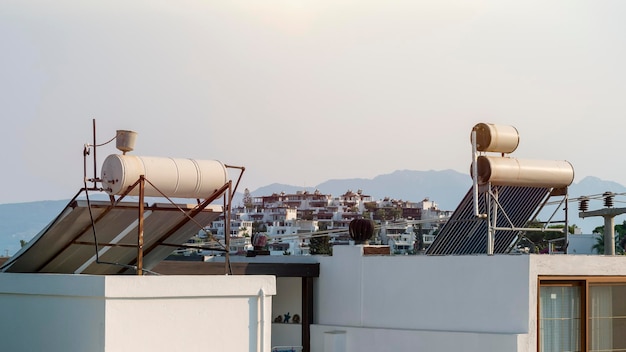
[566,234,601,254]
[312,246,626,352]
[0,274,106,351]
[313,246,532,351]
[316,246,531,334]
[0,273,275,352]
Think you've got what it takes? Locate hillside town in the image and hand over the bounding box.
[185,188,452,257]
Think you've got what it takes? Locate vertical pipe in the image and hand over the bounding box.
[487,185,495,255]
[471,130,480,217]
[604,215,615,255]
[225,182,232,273]
[92,119,97,189]
[256,289,265,352]
[137,175,145,275]
[564,192,569,251]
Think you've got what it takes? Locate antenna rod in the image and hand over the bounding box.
[92,119,97,189]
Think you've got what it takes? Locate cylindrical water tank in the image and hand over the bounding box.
[471,123,519,153]
[473,156,574,188]
[101,154,228,198]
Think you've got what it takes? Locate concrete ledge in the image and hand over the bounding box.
[310,324,523,352]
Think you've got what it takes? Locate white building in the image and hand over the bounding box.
[310,245,626,352]
[416,198,452,232]
[245,190,374,227]
[203,218,253,238]
[0,273,276,352]
[387,232,416,254]
[265,219,318,256]
[4,240,626,352]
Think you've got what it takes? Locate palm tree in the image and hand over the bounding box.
[591,222,626,255]
[592,234,605,254]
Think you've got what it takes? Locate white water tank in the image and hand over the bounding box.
[475,156,574,188]
[471,123,519,153]
[101,154,228,198]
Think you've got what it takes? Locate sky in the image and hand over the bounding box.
[2,0,626,204]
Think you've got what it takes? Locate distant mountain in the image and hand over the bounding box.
[244,173,626,235]
[2,172,626,256]
[246,174,626,209]
[565,176,626,233]
[0,200,69,257]
[569,176,626,198]
[244,170,472,211]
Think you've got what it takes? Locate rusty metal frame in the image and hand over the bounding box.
[29,119,247,275]
[121,181,231,274]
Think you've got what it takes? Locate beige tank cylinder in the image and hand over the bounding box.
[471,123,520,153]
[474,156,574,188]
[101,154,228,198]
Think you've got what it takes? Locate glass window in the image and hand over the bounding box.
[589,284,626,352]
[540,285,582,352]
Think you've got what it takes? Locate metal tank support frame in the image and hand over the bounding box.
[470,123,572,255]
[82,119,245,275]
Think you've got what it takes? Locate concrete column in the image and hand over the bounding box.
[604,215,615,255]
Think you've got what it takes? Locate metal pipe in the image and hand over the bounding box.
[564,192,569,250]
[225,164,246,203]
[471,130,480,217]
[492,227,565,232]
[225,181,232,274]
[256,288,266,352]
[92,119,97,189]
[73,241,138,248]
[137,175,145,275]
[488,185,497,255]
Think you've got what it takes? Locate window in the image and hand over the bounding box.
[539,278,626,352]
[539,283,582,352]
[589,284,626,351]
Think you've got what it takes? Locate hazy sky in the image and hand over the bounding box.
[2,1,626,204]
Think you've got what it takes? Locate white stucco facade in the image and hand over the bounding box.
[0,274,276,352]
[311,245,626,352]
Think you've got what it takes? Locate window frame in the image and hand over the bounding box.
[538,276,626,352]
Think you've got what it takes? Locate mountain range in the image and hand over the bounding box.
[1,169,625,256]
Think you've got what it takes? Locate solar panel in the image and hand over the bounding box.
[1,199,222,274]
[426,185,551,255]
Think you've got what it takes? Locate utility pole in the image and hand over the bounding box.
[579,193,626,255]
